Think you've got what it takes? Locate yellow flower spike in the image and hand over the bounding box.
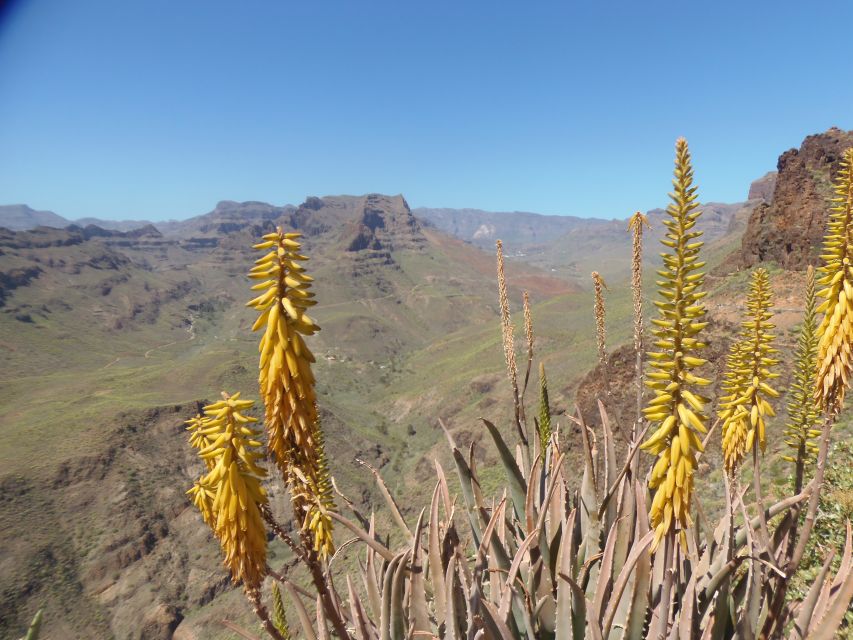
[248,228,335,559]
[815,148,853,415]
[187,392,268,589]
[641,138,709,551]
[718,268,779,473]
[785,267,821,467]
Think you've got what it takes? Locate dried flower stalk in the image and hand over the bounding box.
[591,271,607,366]
[496,240,528,448]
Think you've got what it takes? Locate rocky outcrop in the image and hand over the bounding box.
[738,127,853,270]
[345,194,425,253]
[287,194,425,254]
[747,171,777,203]
[0,266,41,306]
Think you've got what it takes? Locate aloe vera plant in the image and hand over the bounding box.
[185,142,853,640]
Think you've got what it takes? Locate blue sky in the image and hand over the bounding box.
[0,0,851,221]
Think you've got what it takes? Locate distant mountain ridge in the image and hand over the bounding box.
[2,191,756,286]
[0,204,70,230]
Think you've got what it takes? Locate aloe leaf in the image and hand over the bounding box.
[446,555,461,640]
[675,571,698,640]
[23,610,42,640]
[736,500,759,640]
[624,525,652,640]
[480,600,516,639]
[346,575,373,640]
[601,528,654,638]
[330,510,395,562]
[810,569,853,640]
[429,482,448,622]
[364,514,383,623]
[598,401,618,530]
[357,459,412,539]
[611,473,635,579]
[409,508,431,635]
[525,454,542,536]
[390,551,409,640]
[591,517,620,625]
[483,418,528,522]
[434,459,453,515]
[316,595,331,640]
[451,447,483,546]
[547,446,567,544]
[380,552,405,640]
[470,499,507,637]
[789,548,834,638]
[284,581,318,640]
[498,527,541,620]
[532,452,565,575]
[556,511,578,640]
[558,571,601,640]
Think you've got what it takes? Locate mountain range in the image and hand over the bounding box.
[1,127,851,639]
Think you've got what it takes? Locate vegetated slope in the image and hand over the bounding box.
[0,194,575,639]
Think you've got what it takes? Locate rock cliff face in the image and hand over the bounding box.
[747,171,777,203]
[739,127,853,270]
[288,193,425,253]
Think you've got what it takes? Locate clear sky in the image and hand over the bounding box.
[1,0,851,221]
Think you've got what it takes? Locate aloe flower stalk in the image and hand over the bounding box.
[537,361,552,451]
[815,147,853,415]
[187,392,268,589]
[248,229,335,558]
[640,138,710,552]
[271,582,291,638]
[783,266,820,477]
[628,211,650,442]
[591,271,607,366]
[496,239,528,449]
[718,268,779,473]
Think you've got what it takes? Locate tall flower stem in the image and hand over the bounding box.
[640,137,711,552]
[496,240,529,454]
[628,210,649,460]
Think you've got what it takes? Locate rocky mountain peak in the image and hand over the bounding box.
[738,127,853,270]
[290,193,425,253]
[347,193,423,252]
